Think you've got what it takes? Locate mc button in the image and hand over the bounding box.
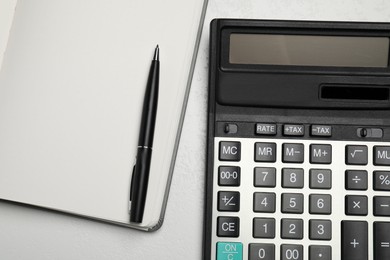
[219,141,241,161]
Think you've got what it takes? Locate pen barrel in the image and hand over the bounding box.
[130,147,152,223]
[138,60,159,148]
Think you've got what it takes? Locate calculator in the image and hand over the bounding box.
[204,19,390,260]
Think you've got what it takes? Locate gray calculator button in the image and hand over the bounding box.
[281,244,303,260]
[310,169,332,189]
[345,195,368,216]
[282,143,304,163]
[309,220,332,240]
[310,144,332,164]
[281,218,303,239]
[253,218,275,238]
[341,221,368,260]
[309,245,331,260]
[217,217,239,237]
[311,125,332,137]
[282,168,304,188]
[256,123,277,135]
[254,167,276,187]
[218,191,240,212]
[374,171,390,191]
[283,124,305,136]
[249,243,275,260]
[374,146,390,166]
[345,145,368,165]
[310,194,332,215]
[218,166,240,186]
[281,193,304,214]
[255,142,276,162]
[345,170,368,190]
[374,196,390,216]
[219,141,241,161]
[253,192,276,213]
[374,222,390,260]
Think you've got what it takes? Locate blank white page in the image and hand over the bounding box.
[0,0,206,229]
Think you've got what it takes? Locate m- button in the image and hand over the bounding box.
[219,141,241,161]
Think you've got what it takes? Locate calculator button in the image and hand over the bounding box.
[217,242,243,260]
[253,192,276,213]
[281,193,304,214]
[283,124,305,136]
[282,168,304,188]
[309,245,332,260]
[217,217,240,237]
[254,167,276,187]
[255,123,277,135]
[341,221,368,260]
[374,196,390,216]
[249,243,275,260]
[310,169,332,189]
[311,125,332,137]
[309,194,332,215]
[309,220,332,240]
[374,171,390,191]
[374,222,390,260]
[345,195,368,216]
[310,144,332,164]
[218,191,240,212]
[254,142,276,162]
[282,143,304,163]
[281,244,303,260]
[253,218,275,238]
[345,145,368,165]
[281,218,303,239]
[374,146,390,166]
[218,166,240,187]
[345,170,368,190]
[219,141,241,161]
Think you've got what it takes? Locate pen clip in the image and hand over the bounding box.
[130,164,136,203]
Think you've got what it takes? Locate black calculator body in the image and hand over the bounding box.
[204,19,390,260]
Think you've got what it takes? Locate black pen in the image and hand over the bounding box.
[130,45,159,223]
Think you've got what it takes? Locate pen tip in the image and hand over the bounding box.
[153,45,159,61]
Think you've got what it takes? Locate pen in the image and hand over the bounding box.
[130,45,159,223]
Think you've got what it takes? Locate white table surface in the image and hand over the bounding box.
[1,0,390,259]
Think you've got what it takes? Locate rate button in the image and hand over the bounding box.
[256,123,277,135]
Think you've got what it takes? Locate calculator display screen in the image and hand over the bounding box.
[229,34,389,67]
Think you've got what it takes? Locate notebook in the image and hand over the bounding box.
[0,0,207,230]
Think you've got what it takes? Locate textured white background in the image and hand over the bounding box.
[1,0,390,259]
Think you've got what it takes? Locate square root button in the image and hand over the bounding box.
[346,145,368,165]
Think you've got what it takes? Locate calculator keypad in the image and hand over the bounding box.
[212,135,390,260]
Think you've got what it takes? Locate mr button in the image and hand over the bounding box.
[219,141,241,161]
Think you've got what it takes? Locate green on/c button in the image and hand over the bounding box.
[217,242,243,260]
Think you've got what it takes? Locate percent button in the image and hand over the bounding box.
[374,171,390,191]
